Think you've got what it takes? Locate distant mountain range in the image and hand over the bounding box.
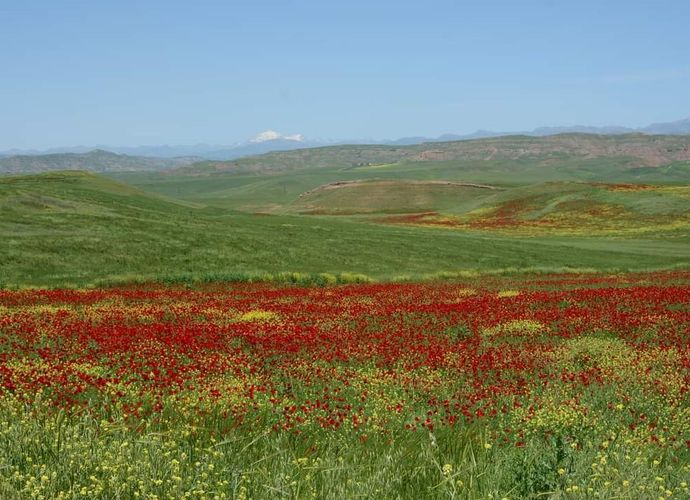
[177,133,690,178]
[390,117,690,145]
[0,130,329,161]
[1,118,689,169]
[0,150,198,175]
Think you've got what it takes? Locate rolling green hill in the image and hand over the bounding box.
[112,135,690,217]
[376,181,690,237]
[170,133,690,176]
[0,149,197,175]
[115,157,690,214]
[2,171,688,287]
[291,180,498,215]
[2,134,689,287]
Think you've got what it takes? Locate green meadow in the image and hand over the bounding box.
[0,138,689,500]
[1,148,689,288]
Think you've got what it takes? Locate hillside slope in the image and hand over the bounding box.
[291,180,499,215]
[2,171,688,287]
[0,150,198,174]
[376,181,690,237]
[173,134,690,176]
[116,156,690,215]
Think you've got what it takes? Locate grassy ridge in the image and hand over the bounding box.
[169,133,690,176]
[372,182,690,237]
[0,150,196,175]
[113,157,690,214]
[291,180,497,215]
[1,171,688,287]
[114,155,690,242]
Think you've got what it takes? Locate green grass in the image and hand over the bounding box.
[428,182,690,236]
[8,397,675,500]
[112,156,690,215]
[1,138,689,499]
[290,180,497,215]
[0,395,502,499]
[115,162,690,241]
[1,171,688,288]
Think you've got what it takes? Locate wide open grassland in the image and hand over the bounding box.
[1,138,690,498]
[1,171,689,287]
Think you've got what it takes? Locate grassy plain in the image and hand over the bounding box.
[1,137,690,499]
[1,171,688,288]
[112,157,690,213]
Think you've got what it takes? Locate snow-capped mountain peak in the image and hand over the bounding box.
[250,130,305,143]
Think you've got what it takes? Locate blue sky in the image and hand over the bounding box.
[2,0,690,149]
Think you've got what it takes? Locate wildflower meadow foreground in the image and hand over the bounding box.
[1,272,689,499]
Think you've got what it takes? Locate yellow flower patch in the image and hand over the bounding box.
[237,309,281,323]
[482,319,547,338]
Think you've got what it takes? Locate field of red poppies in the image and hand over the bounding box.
[1,272,689,498]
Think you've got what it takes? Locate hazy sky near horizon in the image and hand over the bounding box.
[2,0,690,149]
